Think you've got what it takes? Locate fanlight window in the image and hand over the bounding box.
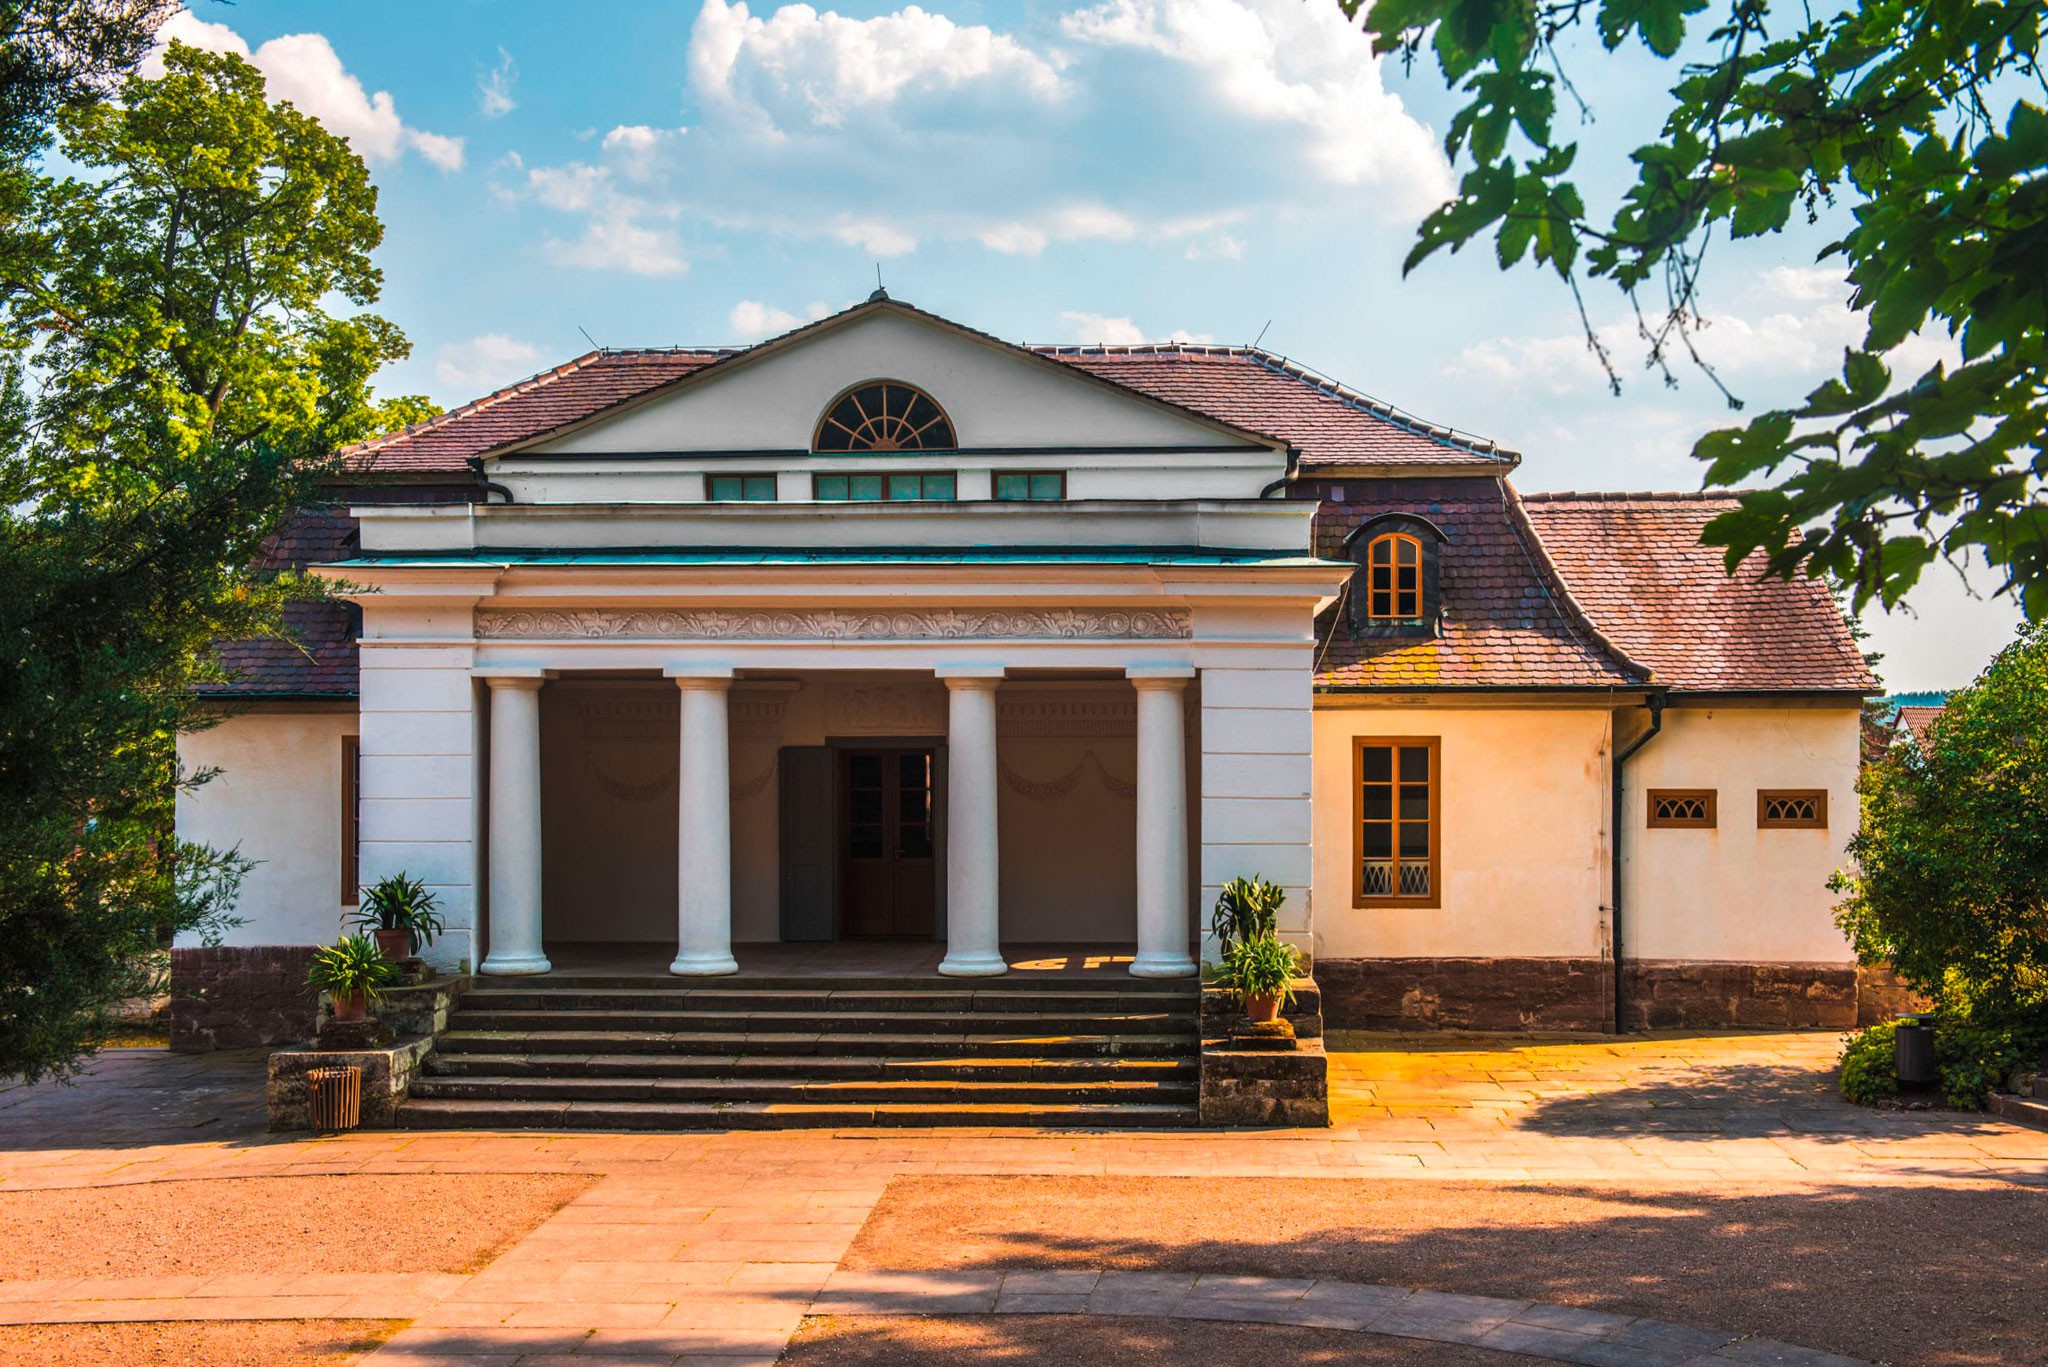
[1758,790,1827,829]
[1364,533,1424,620]
[1648,790,1717,829]
[814,381,956,452]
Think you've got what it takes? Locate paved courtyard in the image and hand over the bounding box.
[0,1032,2043,1366]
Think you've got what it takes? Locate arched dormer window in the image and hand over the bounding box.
[1364,532,1423,620]
[813,380,956,452]
[1341,513,1447,636]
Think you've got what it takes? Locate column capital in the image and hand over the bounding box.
[474,668,548,691]
[938,666,1005,691]
[1127,665,1196,689]
[666,665,735,690]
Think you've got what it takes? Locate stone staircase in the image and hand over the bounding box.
[398,974,1200,1130]
[1987,1069,2048,1133]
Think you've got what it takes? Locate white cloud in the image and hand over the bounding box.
[689,0,1063,134]
[547,214,688,276]
[478,47,517,118]
[504,0,1448,272]
[150,12,463,170]
[729,299,832,339]
[514,160,689,276]
[1057,311,1216,344]
[435,334,544,395]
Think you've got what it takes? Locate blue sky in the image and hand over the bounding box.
[165,0,2018,690]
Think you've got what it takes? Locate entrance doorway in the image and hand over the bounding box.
[840,747,937,938]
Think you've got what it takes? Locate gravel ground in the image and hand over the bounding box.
[842,1175,2048,1367]
[0,1319,397,1366]
[0,1174,595,1280]
[782,1313,1541,1365]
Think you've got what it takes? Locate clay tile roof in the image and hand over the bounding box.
[1308,477,1646,691]
[342,349,732,473]
[337,334,1514,473]
[1518,492,1877,693]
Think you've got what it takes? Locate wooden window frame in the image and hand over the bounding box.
[1363,532,1425,621]
[1647,788,1717,829]
[1757,789,1828,829]
[812,470,959,502]
[992,470,1066,501]
[707,472,778,502]
[341,735,360,906]
[1353,736,1441,909]
[813,380,957,453]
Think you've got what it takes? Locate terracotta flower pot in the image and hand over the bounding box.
[329,990,369,1023]
[1244,993,1282,1024]
[373,928,411,962]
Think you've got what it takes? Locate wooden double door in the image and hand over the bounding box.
[779,742,944,941]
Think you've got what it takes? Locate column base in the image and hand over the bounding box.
[937,950,1009,977]
[479,951,553,976]
[669,952,739,976]
[1130,953,1199,979]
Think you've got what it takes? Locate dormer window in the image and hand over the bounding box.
[814,381,955,452]
[1364,533,1423,620]
[1342,513,1446,636]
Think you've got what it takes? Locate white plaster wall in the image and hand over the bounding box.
[174,710,354,948]
[1623,705,1860,963]
[1310,706,1612,962]
[1200,656,1317,962]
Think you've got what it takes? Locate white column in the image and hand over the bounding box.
[670,671,738,975]
[1130,668,1198,978]
[480,673,551,976]
[938,669,1007,977]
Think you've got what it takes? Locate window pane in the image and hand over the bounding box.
[849,754,881,788]
[742,474,776,501]
[1030,472,1062,499]
[850,791,882,825]
[1400,785,1429,822]
[1399,822,1430,857]
[1361,787,1392,821]
[923,473,955,500]
[1361,823,1392,858]
[815,474,847,500]
[1361,746,1392,782]
[887,474,921,501]
[707,475,736,500]
[1371,567,1391,591]
[850,825,883,858]
[1399,747,1430,782]
[994,473,1027,500]
[850,474,883,500]
[899,825,933,859]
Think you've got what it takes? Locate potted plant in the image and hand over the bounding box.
[1212,875,1286,957]
[1214,934,1302,1024]
[307,934,401,1022]
[352,873,443,962]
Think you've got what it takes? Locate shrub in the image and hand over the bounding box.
[1838,1021,1899,1105]
[1837,1013,2048,1108]
[1211,876,1286,957]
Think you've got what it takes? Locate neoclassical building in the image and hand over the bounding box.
[176,296,1881,1051]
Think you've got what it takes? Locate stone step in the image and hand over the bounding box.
[444,1008,1195,1036]
[395,1096,1200,1131]
[2033,1073,2048,1102]
[423,1051,1196,1082]
[1988,1091,2048,1133]
[471,972,1191,994]
[456,987,1190,1014]
[434,1029,1197,1059]
[408,1073,1198,1106]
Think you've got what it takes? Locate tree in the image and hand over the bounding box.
[1834,624,2048,1016]
[1351,0,2048,618]
[0,1,174,163]
[0,41,434,1082]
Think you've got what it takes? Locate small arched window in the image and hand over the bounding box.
[1364,532,1424,620]
[814,381,956,452]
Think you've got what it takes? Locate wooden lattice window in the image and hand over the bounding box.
[1648,789,1717,829]
[1758,789,1828,829]
[1355,738,1440,907]
[814,381,956,452]
[1364,532,1424,620]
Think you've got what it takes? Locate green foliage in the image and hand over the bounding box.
[1838,1019,1899,1105]
[352,873,444,955]
[1832,624,2048,1016]
[305,935,401,1004]
[0,2,173,165]
[0,35,431,1083]
[1350,0,2048,618]
[1211,935,1304,1006]
[1211,875,1287,957]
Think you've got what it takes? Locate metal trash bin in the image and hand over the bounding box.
[307,1065,363,1133]
[1894,1013,1936,1089]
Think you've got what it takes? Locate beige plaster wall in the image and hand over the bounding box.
[1310,705,1612,962]
[175,710,355,948]
[1623,704,1860,963]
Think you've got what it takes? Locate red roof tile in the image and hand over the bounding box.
[1519,492,1877,693]
[1305,477,1645,691]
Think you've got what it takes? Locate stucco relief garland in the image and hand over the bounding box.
[999,750,1136,802]
[584,758,777,803]
[476,607,1193,641]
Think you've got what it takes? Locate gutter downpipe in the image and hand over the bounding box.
[1611,691,1666,1034]
[465,456,516,505]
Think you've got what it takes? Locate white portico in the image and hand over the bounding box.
[322,300,1347,982]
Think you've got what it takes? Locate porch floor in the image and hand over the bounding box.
[516,940,1148,981]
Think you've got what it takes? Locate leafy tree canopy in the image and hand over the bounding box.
[1834,623,2048,1016]
[1350,0,2048,618]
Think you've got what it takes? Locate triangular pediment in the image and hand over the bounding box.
[516,300,1282,458]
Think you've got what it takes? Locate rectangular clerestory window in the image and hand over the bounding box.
[992,471,1065,501]
[1354,737,1439,908]
[813,472,958,502]
[707,473,778,502]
